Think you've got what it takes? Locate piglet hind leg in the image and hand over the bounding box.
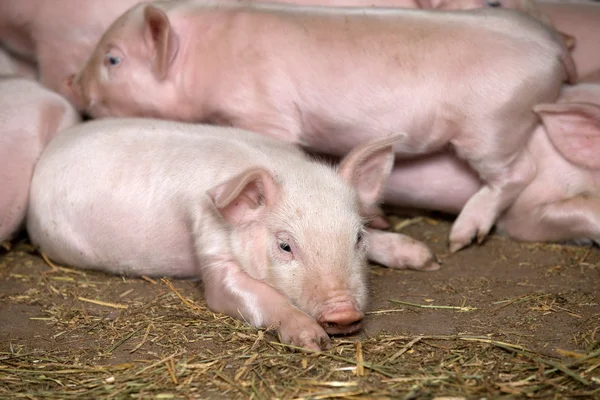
[201,260,331,352]
[365,228,440,271]
[500,195,600,244]
[449,149,536,252]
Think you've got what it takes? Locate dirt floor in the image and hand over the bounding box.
[1,212,599,399]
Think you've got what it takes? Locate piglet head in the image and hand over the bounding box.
[208,136,399,336]
[62,3,179,118]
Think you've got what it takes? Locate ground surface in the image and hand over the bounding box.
[1,214,599,399]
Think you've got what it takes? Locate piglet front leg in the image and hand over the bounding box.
[448,147,537,252]
[365,228,440,271]
[201,259,331,352]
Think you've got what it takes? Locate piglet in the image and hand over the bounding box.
[384,82,600,244]
[0,78,79,243]
[65,1,575,252]
[27,118,438,351]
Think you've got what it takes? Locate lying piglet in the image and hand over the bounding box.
[0,78,79,242]
[384,82,600,244]
[65,0,576,253]
[27,119,438,351]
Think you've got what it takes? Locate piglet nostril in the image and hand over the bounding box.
[319,309,364,335]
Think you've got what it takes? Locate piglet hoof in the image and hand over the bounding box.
[365,229,441,271]
[278,309,331,352]
[448,236,473,253]
[448,214,494,253]
[418,258,442,272]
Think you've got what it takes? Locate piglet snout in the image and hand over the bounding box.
[318,308,364,335]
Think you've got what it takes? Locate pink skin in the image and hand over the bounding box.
[268,0,587,74]
[535,1,600,80]
[428,0,549,21]
[0,0,152,92]
[583,70,600,83]
[384,82,600,245]
[264,0,431,6]
[27,120,438,351]
[0,78,80,242]
[65,1,575,253]
[0,47,37,79]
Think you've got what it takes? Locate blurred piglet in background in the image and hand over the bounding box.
[27,119,438,351]
[0,78,80,243]
[0,0,155,92]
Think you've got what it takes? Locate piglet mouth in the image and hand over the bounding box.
[318,308,364,335]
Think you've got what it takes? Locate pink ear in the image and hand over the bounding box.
[208,168,279,225]
[144,5,179,80]
[338,135,400,216]
[534,102,600,170]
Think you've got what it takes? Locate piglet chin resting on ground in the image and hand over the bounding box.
[27,118,437,351]
[65,0,575,253]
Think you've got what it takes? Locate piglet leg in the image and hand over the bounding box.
[201,259,331,351]
[500,195,600,244]
[449,150,536,252]
[365,228,440,271]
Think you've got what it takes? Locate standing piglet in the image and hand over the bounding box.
[384,82,600,244]
[27,119,437,351]
[0,78,80,242]
[65,0,575,252]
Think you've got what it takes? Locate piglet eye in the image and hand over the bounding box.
[105,54,121,67]
[485,0,502,7]
[279,241,292,253]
